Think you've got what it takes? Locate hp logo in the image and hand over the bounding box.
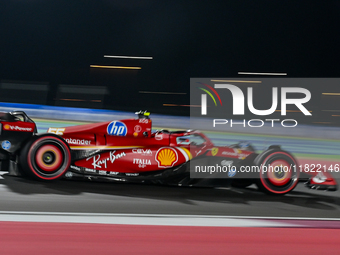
[107,121,127,136]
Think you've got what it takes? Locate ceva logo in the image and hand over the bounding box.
[107,121,127,136]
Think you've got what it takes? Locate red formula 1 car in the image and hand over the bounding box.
[0,110,337,195]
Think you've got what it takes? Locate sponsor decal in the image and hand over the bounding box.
[312,172,327,184]
[133,158,152,168]
[65,172,73,178]
[221,150,248,160]
[196,149,202,156]
[109,171,119,175]
[132,148,152,156]
[134,125,142,133]
[221,160,233,166]
[222,151,236,156]
[155,133,163,140]
[47,128,65,135]
[228,168,237,177]
[234,148,242,154]
[1,140,11,150]
[125,173,139,176]
[98,170,107,175]
[65,138,91,145]
[155,148,178,168]
[4,124,33,132]
[86,150,126,169]
[211,147,219,156]
[85,168,96,173]
[107,121,127,136]
[139,119,149,124]
[70,165,81,171]
[86,149,101,158]
[238,142,250,148]
[133,132,138,137]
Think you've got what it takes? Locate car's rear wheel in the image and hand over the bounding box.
[255,150,299,195]
[19,134,71,181]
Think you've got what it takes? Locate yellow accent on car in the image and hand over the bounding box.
[180,147,192,160]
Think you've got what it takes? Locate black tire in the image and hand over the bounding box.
[254,149,299,195]
[19,134,71,181]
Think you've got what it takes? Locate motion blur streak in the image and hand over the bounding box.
[139,91,187,95]
[0,222,339,255]
[104,55,153,59]
[238,72,287,75]
[322,93,340,96]
[89,65,141,69]
[163,104,200,107]
[211,80,262,83]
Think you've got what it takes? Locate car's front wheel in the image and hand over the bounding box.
[255,149,299,195]
[19,134,71,181]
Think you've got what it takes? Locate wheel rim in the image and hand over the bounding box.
[35,144,63,172]
[259,152,299,194]
[267,159,292,186]
[26,136,71,180]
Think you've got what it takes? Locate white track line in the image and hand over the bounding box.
[1,211,339,227]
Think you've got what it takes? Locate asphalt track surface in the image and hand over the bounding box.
[1,175,340,255]
[0,173,339,218]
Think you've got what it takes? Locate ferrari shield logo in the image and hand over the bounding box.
[211,147,218,156]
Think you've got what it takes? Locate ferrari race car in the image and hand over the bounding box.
[0,110,337,195]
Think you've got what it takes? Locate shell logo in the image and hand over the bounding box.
[3,124,10,130]
[156,148,178,168]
